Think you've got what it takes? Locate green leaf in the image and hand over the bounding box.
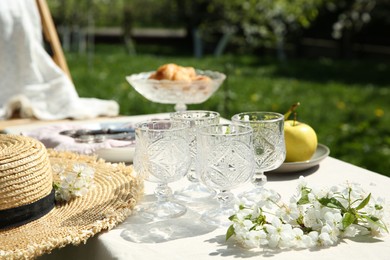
[53,182,59,190]
[297,188,310,205]
[318,197,346,210]
[228,214,237,221]
[356,193,371,210]
[249,224,258,231]
[342,212,356,229]
[368,215,380,222]
[361,215,389,233]
[226,224,235,241]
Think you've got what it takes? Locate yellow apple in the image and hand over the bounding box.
[284,120,318,162]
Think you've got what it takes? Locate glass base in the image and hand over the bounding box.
[200,205,236,227]
[138,200,187,220]
[238,186,281,207]
[174,182,216,201]
[200,190,236,227]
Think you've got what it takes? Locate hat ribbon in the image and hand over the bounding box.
[0,189,55,230]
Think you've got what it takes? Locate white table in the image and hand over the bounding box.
[3,115,390,260]
[38,156,390,260]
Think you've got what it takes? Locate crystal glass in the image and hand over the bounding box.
[133,119,191,220]
[170,110,220,201]
[126,70,226,111]
[231,112,286,203]
[196,124,255,227]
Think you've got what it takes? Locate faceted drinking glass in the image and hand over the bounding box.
[133,119,191,220]
[170,110,220,201]
[231,112,285,204]
[196,124,255,227]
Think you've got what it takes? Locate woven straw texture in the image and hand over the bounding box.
[0,143,144,260]
[0,135,52,210]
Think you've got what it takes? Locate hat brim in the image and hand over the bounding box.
[0,150,144,259]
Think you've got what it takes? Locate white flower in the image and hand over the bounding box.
[329,185,338,194]
[341,225,359,237]
[368,225,385,237]
[264,217,294,248]
[56,186,71,202]
[276,202,300,224]
[318,231,334,247]
[307,231,319,246]
[366,196,386,218]
[321,223,340,243]
[227,177,388,250]
[245,229,267,248]
[297,175,307,189]
[291,228,313,248]
[54,163,95,202]
[324,211,342,229]
[303,207,321,230]
[311,186,328,199]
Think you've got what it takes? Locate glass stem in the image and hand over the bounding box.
[174,103,187,112]
[154,183,173,203]
[252,171,267,187]
[217,190,234,209]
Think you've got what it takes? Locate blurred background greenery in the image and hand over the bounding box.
[47,0,389,176]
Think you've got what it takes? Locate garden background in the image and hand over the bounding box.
[47,0,389,176]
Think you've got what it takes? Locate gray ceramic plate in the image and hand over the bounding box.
[269,144,330,173]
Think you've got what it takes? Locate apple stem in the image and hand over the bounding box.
[284,102,300,121]
[293,111,297,126]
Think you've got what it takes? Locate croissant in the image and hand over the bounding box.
[149,64,176,80]
[149,63,210,83]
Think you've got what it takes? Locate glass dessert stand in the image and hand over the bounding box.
[126,70,226,112]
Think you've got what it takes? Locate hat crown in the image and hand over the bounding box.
[0,135,53,211]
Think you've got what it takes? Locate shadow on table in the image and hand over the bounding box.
[204,234,303,257]
[266,165,319,182]
[119,194,218,243]
[204,233,386,258]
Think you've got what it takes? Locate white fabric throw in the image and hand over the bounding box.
[0,0,119,120]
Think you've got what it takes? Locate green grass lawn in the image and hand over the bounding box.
[66,44,390,176]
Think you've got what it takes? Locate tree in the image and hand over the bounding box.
[199,0,389,59]
[200,0,327,59]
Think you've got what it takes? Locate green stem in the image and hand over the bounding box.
[293,112,297,126]
[284,102,300,121]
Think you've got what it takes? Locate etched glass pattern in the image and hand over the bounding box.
[252,122,286,172]
[133,120,191,220]
[196,124,255,191]
[195,124,255,226]
[200,140,254,190]
[232,112,286,173]
[171,111,220,170]
[169,111,220,201]
[134,121,190,183]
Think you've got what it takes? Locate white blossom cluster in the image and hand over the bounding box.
[227,176,388,249]
[53,163,95,202]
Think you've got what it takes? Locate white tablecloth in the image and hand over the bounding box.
[5,115,389,260]
[41,154,390,260]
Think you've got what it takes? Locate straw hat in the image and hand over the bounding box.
[0,134,143,259]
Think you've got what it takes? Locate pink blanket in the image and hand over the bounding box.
[23,124,134,155]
